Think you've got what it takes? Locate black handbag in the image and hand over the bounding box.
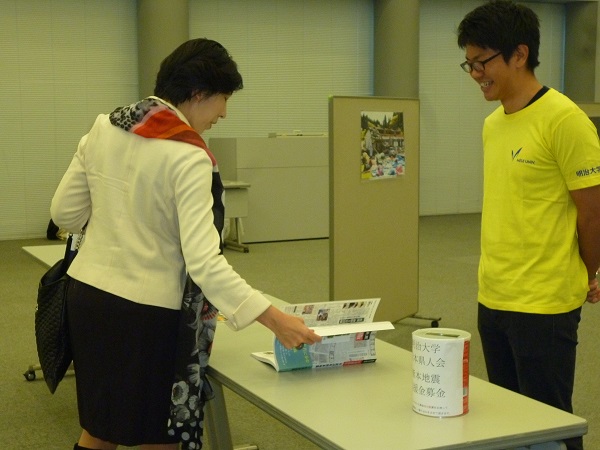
[35,230,84,393]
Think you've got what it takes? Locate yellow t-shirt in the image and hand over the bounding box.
[479,88,600,314]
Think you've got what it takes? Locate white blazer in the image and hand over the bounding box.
[51,106,270,330]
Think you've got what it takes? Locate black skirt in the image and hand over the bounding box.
[66,278,180,445]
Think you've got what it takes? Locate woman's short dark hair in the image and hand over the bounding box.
[457,0,540,72]
[154,38,244,105]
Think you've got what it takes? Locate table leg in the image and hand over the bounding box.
[206,377,234,450]
[224,218,249,253]
[206,376,258,450]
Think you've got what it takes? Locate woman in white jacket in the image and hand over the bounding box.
[51,38,321,450]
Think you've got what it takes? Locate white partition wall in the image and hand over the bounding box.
[209,137,329,243]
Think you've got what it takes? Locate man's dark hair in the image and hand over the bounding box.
[457,0,540,71]
[154,38,244,105]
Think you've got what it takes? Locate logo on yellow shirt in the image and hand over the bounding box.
[512,147,535,165]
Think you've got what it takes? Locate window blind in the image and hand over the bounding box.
[190,0,374,139]
[0,0,138,239]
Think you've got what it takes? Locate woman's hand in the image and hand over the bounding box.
[256,306,322,349]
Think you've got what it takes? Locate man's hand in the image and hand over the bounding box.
[587,277,600,304]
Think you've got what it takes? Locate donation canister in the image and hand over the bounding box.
[412,328,471,417]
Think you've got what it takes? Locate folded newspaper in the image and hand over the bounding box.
[251,298,393,372]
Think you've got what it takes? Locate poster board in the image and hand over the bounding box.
[329,96,419,322]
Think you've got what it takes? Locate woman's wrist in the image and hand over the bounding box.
[256,305,279,330]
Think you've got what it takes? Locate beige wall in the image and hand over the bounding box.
[564,2,598,102]
[374,0,419,98]
[137,0,189,99]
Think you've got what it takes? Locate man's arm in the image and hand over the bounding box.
[570,184,600,303]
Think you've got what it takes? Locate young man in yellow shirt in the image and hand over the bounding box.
[458,2,600,449]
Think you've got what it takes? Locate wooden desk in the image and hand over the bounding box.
[206,295,586,450]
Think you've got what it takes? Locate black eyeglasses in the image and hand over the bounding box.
[460,52,502,73]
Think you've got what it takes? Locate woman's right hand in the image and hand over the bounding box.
[256,306,322,349]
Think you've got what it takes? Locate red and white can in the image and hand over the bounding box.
[412,328,471,417]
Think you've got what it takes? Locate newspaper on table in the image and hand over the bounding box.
[251,298,393,372]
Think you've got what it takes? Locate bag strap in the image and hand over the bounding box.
[71,227,86,251]
[63,225,87,266]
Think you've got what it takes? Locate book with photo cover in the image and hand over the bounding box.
[251,298,393,372]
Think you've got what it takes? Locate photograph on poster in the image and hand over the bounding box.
[360,111,405,180]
